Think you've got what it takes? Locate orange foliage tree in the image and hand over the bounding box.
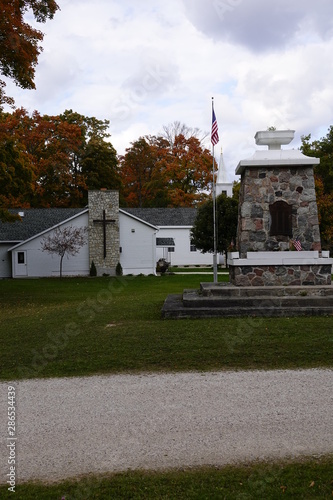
[0,0,59,106]
[0,108,120,209]
[119,133,213,207]
[119,136,170,208]
[0,108,84,207]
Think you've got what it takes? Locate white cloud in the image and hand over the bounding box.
[3,0,333,183]
[182,0,333,52]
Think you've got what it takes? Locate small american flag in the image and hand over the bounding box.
[292,239,302,251]
[211,108,219,146]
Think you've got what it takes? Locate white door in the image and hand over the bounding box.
[15,251,27,276]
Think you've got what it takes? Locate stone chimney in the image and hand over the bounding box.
[88,190,119,276]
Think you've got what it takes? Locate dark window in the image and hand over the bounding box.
[222,190,227,196]
[168,247,175,252]
[269,201,292,236]
[190,244,197,252]
[17,251,25,264]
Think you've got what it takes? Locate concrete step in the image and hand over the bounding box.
[161,294,333,319]
[182,289,333,309]
[199,283,333,298]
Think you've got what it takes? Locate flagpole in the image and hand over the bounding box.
[211,97,218,283]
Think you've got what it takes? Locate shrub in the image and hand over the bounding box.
[90,260,97,276]
[116,262,123,276]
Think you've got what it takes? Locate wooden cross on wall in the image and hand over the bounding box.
[93,210,116,259]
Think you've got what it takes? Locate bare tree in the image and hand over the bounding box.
[41,225,88,278]
[161,121,208,149]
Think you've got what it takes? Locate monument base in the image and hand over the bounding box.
[162,251,333,318]
[228,251,333,286]
[162,283,333,319]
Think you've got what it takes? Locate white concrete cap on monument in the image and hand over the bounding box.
[235,129,320,175]
[255,130,295,149]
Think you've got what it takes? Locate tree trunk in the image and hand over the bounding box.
[60,254,64,279]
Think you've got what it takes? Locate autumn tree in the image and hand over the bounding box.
[191,193,239,260]
[41,225,87,278]
[0,108,120,209]
[0,0,59,107]
[0,1,59,220]
[119,136,170,207]
[119,132,213,207]
[0,108,84,207]
[166,134,213,206]
[161,121,208,148]
[60,110,121,204]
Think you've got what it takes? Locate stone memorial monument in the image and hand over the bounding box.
[162,130,333,318]
[228,129,332,286]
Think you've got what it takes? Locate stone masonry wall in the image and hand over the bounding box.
[88,190,119,276]
[236,166,321,257]
[230,264,331,286]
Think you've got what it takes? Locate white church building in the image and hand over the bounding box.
[0,192,157,278]
[0,154,232,278]
[0,198,223,279]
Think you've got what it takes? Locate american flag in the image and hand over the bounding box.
[292,239,302,251]
[211,108,219,146]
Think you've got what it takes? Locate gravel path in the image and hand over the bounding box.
[1,369,333,484]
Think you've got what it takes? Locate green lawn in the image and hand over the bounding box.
[1,456,332,499]
[0,275,332,380]
[1,275,332,498]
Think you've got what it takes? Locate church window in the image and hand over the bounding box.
[269,201,292,236]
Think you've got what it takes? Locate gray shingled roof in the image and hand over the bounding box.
[0,208,86,241]
[122,208,197,226]
[0,206,197,243]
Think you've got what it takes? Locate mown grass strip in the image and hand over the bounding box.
[0,275,333,380]
[1,456,332,499]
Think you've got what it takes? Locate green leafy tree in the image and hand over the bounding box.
[301,127,333,249]
[0,112,35,215]
[81,139,121,200]
[191,193,239,258]
[301,127,333,194]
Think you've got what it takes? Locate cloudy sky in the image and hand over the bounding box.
[4,0,333,181]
